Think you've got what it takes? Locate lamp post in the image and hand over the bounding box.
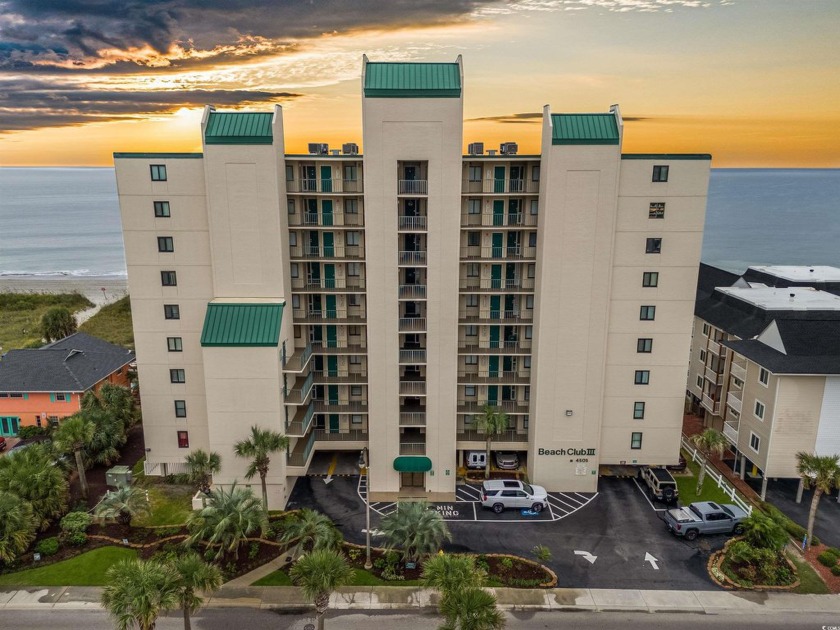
[360,447,372,570]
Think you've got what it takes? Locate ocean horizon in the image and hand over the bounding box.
[0,167,838,280]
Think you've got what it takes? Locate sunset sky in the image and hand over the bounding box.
[1,0,837,167]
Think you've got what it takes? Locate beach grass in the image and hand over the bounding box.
[133,483,195,527]
[79,295,134,348]
[0,292,93,350]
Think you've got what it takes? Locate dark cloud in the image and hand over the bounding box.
[466,113,542,123]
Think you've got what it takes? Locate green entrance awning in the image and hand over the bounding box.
[200,303,283,347]
[393,456,432,473]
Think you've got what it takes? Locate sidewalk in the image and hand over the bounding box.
[2,585,840,615]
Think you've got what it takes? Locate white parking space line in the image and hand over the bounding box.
[546,497,571,515]
[572,492,592,502]
[632,478,668,512]
[546,497,555,520]
[558,493,585,506]
[548,494,580,511]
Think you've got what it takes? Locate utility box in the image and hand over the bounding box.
[106,465,132,488]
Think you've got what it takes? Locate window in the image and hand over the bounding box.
[351,415,363,425]
[465,355,478,365]
[287,199,295,214]
[754,400,765,420]
[167,337,183,352]
[466,294,478,307]
[150,164,167,181]
[631,432,643,449]
[170,369,185,383]
[525,326,533,339]
[633,402,646,419]
[702,323,711,336]
[466,325,477,337]
[467,231,481,247]
[649,202,665,219]
[524,356,531,368]
[637,338,653,353]
[526,295,534,309]
[699,349,707,363]
[177,430,189,448]
[290,263,299,278]
[645,238,662,254]
[348,293,360,306]
[528,233,537,247]
[759,368,769,386]
[696,375,704,388]
[347,262,360,276]
[467,263,479,277]
[652,165,669,182]
[285,165,294,181]
[346,231,360,246]
[749,432,760,453]
[161,271,177,286]
[465,385,477,397]
[640,305,656,320]
[531,166,540,181]
[344,165,358,181]
[157,236,174,252]
[54,393,66,402]
[164,304,180,320]
[351,385,362,397]
[528,264,535,279]
[154,201,170,217]
[292,294,301,309]
[345,199,358,214]
[530,199,539,215]
[642,272,659,287]
[349,355,362,365]
[289,232,297,247]
[468,199,481,215]
[468,165,482,182]
[635,370,650,385]
[349,325,361,336]
[174,400,187,418]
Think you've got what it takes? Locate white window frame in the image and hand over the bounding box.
[754,399,765,421]
[696,375,703,389]
[759,367,769,387]
[699,349,707,363]
[749,431,760,453]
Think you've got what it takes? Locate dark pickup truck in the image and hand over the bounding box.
[664,501,748,541]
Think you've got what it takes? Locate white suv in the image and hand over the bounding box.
[480,479,548,514]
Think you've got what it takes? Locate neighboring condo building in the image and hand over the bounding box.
[115,56,710,507]
[687,264,840,499]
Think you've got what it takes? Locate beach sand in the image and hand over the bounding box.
[0,276,128,323]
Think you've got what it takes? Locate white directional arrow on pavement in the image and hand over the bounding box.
[323,474,334,485]
[644,552,660,570]
[361,528,384,537]
[574,550,597,565]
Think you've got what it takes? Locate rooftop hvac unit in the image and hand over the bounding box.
[486,149,497,156]
[330,149,341,156]
[105,465,132,488]
[307,143,329,155]
[500,142,518,155]
[342,143,359,155]
[467,142,484,156]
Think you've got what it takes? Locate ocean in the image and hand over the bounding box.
[0,167,838,278]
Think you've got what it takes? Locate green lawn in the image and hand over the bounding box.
[789,553,831,594]
[252,570,294,586]
[252,568,421,587]
[133,483,195,527]
[674,453,738,506]
[79,295,134,348]
[0,546,136,586]
[0,292,93,350]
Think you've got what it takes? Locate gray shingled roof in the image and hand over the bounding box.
[0,332,134,393]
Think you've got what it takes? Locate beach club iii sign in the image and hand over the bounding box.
[537,447,597,457]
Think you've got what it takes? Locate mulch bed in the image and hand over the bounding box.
[804,543,840,593]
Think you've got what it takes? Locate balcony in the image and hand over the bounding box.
[398,180,428,195]
[285,371,315,405]
[459,278,535,292]
[730,361,747,382]
[457,371,530,385]
[286,402,315,437]
[282,342,312,373]
[399,380,426,395]
[461,180,540,194]
[290,245,365,260]
[456,429,528,443]
[726,391,743,414]
[461,212,539,228]
[458,400,530,414]
[399,317,426,332]
[314,429,369,442]
[460,246,534,261]
[399,441,426,455]
[398,250,426,266]
[313,370,367,385]
[707,339,722,355]
[311,341,367,354]
[399,412,426,427]
[293,309,367,324]
[723,420,739,445]
[704,365,724,385]
[287,431,317,468]
[399,349,427,364]
[701,394,721,416]
[296,277,365,292]
[398,216,427,231]
[286,178,364,194]
[458,341,530,354]
[314,400,368,414]
[459,310,531,323]
[399,284,426,299]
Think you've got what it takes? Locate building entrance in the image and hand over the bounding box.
[400,472,424,488]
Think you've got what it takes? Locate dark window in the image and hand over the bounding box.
[640,305,656,320]
[161,271,177,286]
[633,402,645,419]
[631,432,643,449]
[154,201,171,217]
[177,430,189,448]
[649,202,665,218]
[642,272,659,287]
[158,236,174,252]
[637,338,653,353]
[174,400,187,417]
[150,164,167,181]
[167,337,183,352]
[164,304,180,320]
[467,231,481,246]
[645,238,662,254]
[170,369,185,383]
[652,165,669,182]
[634,370,650,385]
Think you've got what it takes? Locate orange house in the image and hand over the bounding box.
[0,332,134,436]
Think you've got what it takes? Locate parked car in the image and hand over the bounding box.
[664,501,748,541]
[666,455,688,472]
[0,436,6,452]
[494,451,520,470]
[481,479,548,514]
[466,451,487,470]
[638,466,679,504]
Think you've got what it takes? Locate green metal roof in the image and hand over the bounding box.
[200,303,283,347]
[551,114,619,145]
[621,153,712,160]
[364,62,460,98]
[393,456,433,473]
[205,112,273,145]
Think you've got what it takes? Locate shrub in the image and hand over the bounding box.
[248,542,260,560]
[499,557,513,570]
[828,547,840,558]
[831,565,840,577]
[385,550,400,566]
[163,473,191,485]
[155,527,182,539]
[347,547,361,561]
[374,557,385,570]
[476,555,490,573]
[506,577,544,588]
[204,548,216,563]
[532,544,552,562]
[742,512,788,551]
[35,537,60,557]
[759,501,820,546]
[16,426,46,440]
[66,532,88,547]
[60,511,92,536]
[817,551,839,567]
[381,564,405,581]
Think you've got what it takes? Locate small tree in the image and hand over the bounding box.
[41,307,77,342]
[0,490,37,565]
[52,415,96,499]
[280,508,343,554]
[439,587,506,630]
[691,428,728,495]
[796,451,840,549]
[474,405,509,479]
[185,450,221,494]
[101,558,180,630]
[186,483,267,560]
[381,501,452,564]
[170,552,223,630]
[0,443,68,530]
[741,511,787,551]
[422,553,486,613]
[233,425,289,511]
[95,486,150,531]
[289,549,354,630]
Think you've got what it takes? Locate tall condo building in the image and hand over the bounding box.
[115,56,710,507]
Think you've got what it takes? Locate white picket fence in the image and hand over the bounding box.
[680,434,753,516]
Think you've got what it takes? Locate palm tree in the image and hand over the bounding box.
[186,483,267,560]
[474,405,509,479]
[289,548,354,630]
[95,485,150,530]
[279,508,343,554]
[233,425,289,510]
[185,450,221,494]
[380,501,452,564]
[101,558,180,630]
[796,451,840,549]
[40,306,77,342]
[78,406,127,467]
[690,428,728,495]
[170,552,223,630]
[438,587,506,630]
[422,553,486,612]
[742,511,787,551]
[52,415,95,499]
[0,490,37,565]
[98,383,137,430]
[0,443,68,530]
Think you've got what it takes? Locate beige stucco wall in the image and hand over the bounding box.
[766,375,825,477]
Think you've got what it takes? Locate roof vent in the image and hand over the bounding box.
[500,142,518,155]
[789,293,795,302]
[342,143,359,155]
[468,142,484,156]
[330,149,341,156]
[307,143,329,155]
[486,149,497,156]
